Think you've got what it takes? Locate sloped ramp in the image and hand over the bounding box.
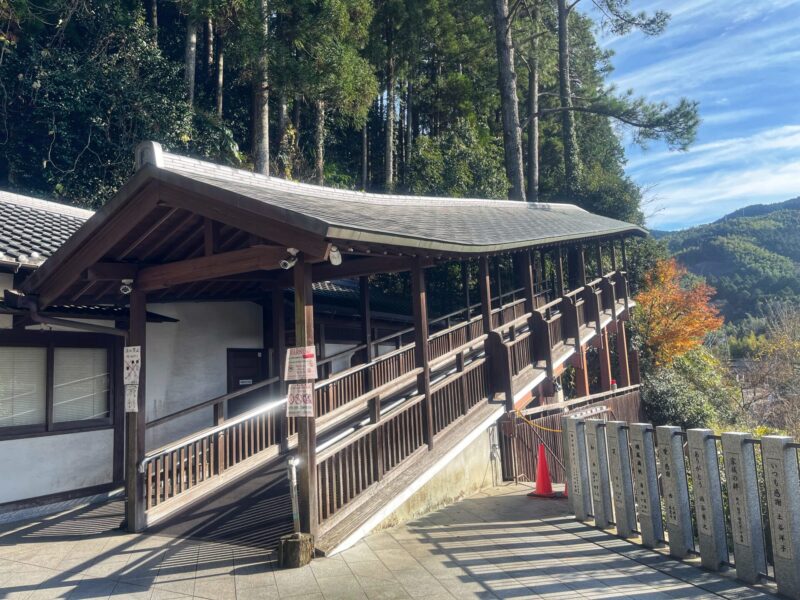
[146,461,294,551]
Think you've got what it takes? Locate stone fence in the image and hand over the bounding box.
[562,417,800,599]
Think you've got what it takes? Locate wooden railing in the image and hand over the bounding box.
[142,270,633,520]
[316,335,490,526]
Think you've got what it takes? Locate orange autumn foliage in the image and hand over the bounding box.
[634,258,723,366]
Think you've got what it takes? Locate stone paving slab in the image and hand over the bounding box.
[0,485,780,599]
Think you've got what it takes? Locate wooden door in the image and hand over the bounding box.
[226,348,267,416]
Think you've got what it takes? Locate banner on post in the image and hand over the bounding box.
[284,346,317,381]
[287,382,314,417]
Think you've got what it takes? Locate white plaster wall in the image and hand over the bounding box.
[145,301,263,450]
[0,273,13,329]
[0,429,113,504]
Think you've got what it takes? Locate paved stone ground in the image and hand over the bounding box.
[0,484,778,599]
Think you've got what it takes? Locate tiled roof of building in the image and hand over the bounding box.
[0,191,92,268]
[139,142,645,254]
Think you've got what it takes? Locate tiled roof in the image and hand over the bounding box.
[139,142,645,253]
[0,191,92,268]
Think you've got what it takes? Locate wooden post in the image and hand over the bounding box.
[574,345,590,397]
[272,288,288,453]
[555,247,565,297]
[125,289,146,532]
[462,260,471,320]
[599,328,613,392]
[359,275,373,376]
[520,251,535,314]
[595,241,604,277]
[411,260,434,448]
[293,255,318,536]
[616,321,631,387]
[567,245,585,290]
[621,237,629,271]
[479,256,493,333]
[610,239,618,271]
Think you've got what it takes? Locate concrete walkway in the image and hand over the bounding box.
[0,485,777,599]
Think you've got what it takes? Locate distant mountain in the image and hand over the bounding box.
[662,197,800,321]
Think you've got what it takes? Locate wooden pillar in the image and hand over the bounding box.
[520,251,535,313]
[479,256,493,333]
[599,328,613,392]
[125,289,146,532]
[621,237,629,271]
[610,239,618,271]
[616,320,631,387]
[595,241,604,278]
[294,255,318,536]
[271,288,289,453]
[411,260,434,448]
[567,245,585,290]
[574,346,590,397]
[555,247,565,297]
[462,261,471,319]
[359,275,373,364]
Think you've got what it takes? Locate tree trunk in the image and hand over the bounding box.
[206,19,214,82]
[150,0,158,39]
[277,92,289,154]
[384,28,395,192]
[252,0,269,175]
[215,34,224,118]
[184,16,197,107]
[361,122,368,190]
[527,7,540,202]
[314,99,326,185]
[406,81,413,161]
[557,0,580,193]
[492,0,525,200]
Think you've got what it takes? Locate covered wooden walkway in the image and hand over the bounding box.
[11,141,645,554]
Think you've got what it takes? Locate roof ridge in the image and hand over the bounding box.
[0,190,94,220]
[146,142,586,212]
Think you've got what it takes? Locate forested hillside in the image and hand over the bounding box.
[664,197,800,320]
[0,0,696,229]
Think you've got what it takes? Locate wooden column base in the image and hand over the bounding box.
[574,346,590,397]
[599,329,613,392]
[278,533,315,568]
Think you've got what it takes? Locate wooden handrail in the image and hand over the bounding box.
[521,384,641,418]
[146,376,280,429]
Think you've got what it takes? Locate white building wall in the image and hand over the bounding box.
[0,429,114,504]
[145,301,263,450]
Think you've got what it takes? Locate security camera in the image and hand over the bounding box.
[329,246,342,266]
[280,256,298,270]
[120,278,134,295]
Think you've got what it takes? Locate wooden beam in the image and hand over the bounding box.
[462,260,471,318]
[411,259,434,449]
[159,184,331,259]
[204,219,220,256]
[555,247,565,297]
[621,237,629,271]
[294,255,318,537]
[360,276,373,364]
[271,288,289,453]
[595,241,604,278]
[520,251,535,314]
[312,255,412,282]
[479,256,493,333]
[617,321,631,387]
[599,328,613,392]
[83,263,139,282]
[574,345,590,397]
[136,245,285,291]
[126,289,146,532]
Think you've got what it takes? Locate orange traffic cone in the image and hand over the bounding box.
[527,444,563,498]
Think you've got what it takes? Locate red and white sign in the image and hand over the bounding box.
[287,382,314,417]
[284,346,317,381]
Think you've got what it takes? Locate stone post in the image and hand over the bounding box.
[561,416,573,514]
[656,426,693,559]
[686,429,728,570]
[564,417,591,521]
[606,421,636,538]
[761,436,800,597]
[720,432,767,584]
[629,423,663,549]
[585,419,613,528]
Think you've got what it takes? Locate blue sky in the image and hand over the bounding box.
[584,0,800,230]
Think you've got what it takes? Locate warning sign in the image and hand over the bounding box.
[124,346,142,385]
[125,384,139,413]
[287,382,314,417]
[284,346,317,381]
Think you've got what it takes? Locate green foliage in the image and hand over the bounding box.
[641,347,737,429]
[663,198,800,320]
[406,120,507,199]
